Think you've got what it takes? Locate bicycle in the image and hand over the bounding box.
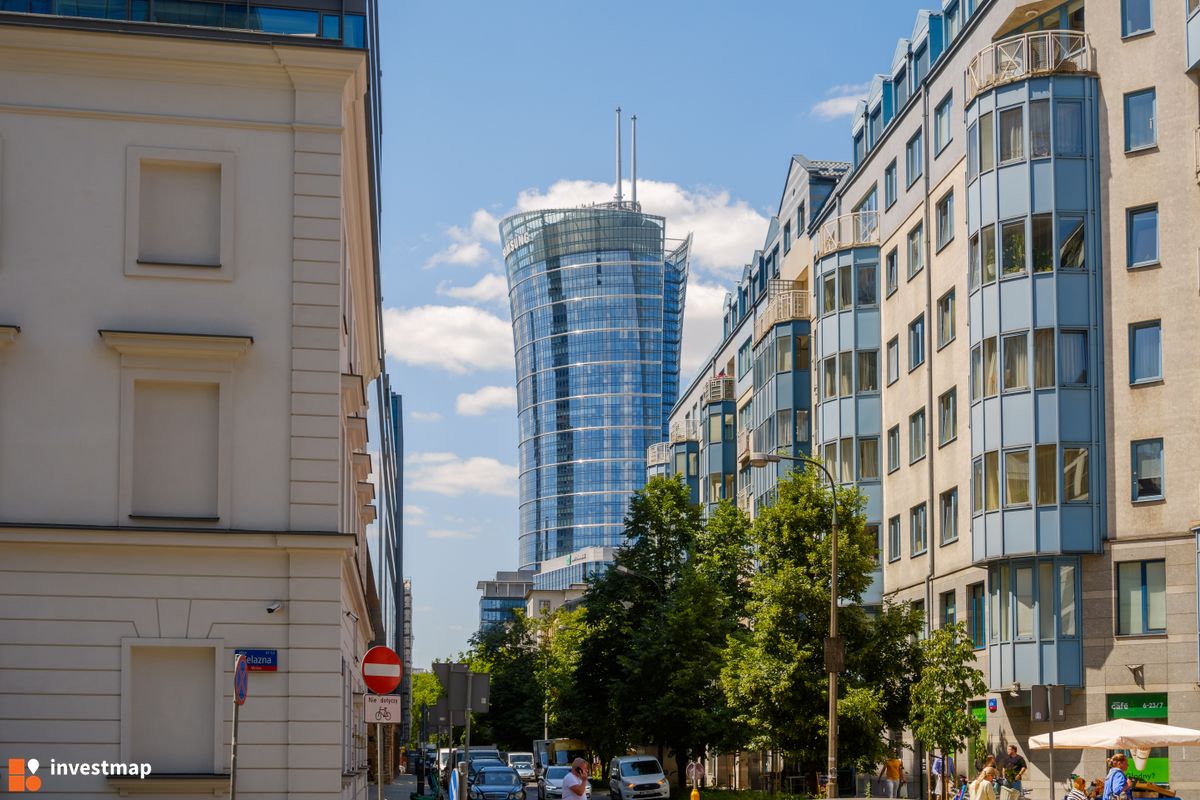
[376,706,393,721]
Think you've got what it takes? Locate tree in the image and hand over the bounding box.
[909,622,987,800]
[466,612,544,750]
[410,671,444,744]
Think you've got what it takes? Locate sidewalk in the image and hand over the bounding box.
[368,772,418,800]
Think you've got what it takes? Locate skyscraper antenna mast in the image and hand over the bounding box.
[631,114,637,208]
[614,106,623,206]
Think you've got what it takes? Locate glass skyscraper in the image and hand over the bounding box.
[501,205,689,571]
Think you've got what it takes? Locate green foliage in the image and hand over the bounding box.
[466,611,544,750]
[410,671,444,744]
[909,622,988,800]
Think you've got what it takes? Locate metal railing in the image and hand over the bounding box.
[646,442,672,467]
[754,289,811,344]
[704,376,735,405]
[966,30,1091,101]
[737,431,752,463]
[814,211,879,260]
[669,419,701,444]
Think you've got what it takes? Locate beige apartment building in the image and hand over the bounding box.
[0,4,398,798]
[661,0,1200,795]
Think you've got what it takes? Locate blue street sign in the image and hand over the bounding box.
[234,649,278,671]
[448,764,459,800]
[234,655,249,706]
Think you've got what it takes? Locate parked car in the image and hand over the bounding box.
[609,756,669,800]
[508,752,536,784]
[539,765,592,800]
[470,767,525,800]
[468,758,507,784]
[443,747,502,787]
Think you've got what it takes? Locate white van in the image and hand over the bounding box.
[609,756,669,800]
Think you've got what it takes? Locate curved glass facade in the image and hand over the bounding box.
[501,207,689,570]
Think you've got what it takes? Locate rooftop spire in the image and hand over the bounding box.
[614,106,623,205]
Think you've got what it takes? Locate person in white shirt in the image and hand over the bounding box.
[563,759,589,798]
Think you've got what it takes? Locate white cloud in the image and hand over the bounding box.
[456,385,517,417]
[411,411,444,422]
[382,305,513,374]
[469,209,501,245]
[437,273,509,304]
[404,504,428,526]
[812,81,871,120]
[424,209,502,268]
[427,529,478,540]
[406,451,517,497]
[681,280,730,377]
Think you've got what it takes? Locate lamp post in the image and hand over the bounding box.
[747,449,842,800]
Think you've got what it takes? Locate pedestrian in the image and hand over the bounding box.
[563,758,589,799]
[1004,746,1027,791]
[878,750,905,798]
[1068,775,1089,800]
[971,768,999,800]
[1102,754,1132,800]
[933,754,956,799]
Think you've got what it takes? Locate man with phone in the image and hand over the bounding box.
[563,758,589,798]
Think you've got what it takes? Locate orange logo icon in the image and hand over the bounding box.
[7,759,42,792]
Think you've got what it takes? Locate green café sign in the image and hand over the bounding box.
[1108,693,1169,784]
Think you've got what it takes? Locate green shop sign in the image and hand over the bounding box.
[1108,693,1170,784]
[971,704,987,725]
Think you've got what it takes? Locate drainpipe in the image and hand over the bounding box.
[920,65,936,800]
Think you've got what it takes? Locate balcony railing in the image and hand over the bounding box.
[704,376,734,405]
[737,487,754,516]
[669,420,701,444]
[814,211,879,260]
[646,442,672,467]
[966,30,1091,101]
[737,431,751,465]
[754,289,811,344]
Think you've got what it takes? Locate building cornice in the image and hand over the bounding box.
[99,329,253,361]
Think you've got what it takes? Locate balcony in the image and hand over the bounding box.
[669,420,700,444]
[754,289,811,345]
[704,376,734,405]
[737,487,753,517]
[737,431,751,466]
[646,442,672,468]
[814,211,879,260]
[966,30,1092,101]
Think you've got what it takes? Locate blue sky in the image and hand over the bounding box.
[377,0,933,667]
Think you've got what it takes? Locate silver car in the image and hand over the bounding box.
[539,766,592,800]
[508,752,536,784]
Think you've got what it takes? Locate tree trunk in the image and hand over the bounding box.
[675,750,688,797]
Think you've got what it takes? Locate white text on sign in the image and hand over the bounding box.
[365,693,402,724]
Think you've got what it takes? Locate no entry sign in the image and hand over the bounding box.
[361,645,402,694]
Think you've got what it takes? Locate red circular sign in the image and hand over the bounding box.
[361,645,403,694]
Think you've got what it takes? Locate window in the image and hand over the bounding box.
[979,111,995,172]
[857,350,879,393]
[911,503,928,555]
[983,337,999,397]
[934,93,953,154]
[1056,101,1084,156]
[858,437,880,481]
[1005,449,1031,506]
[910,408,926,463]
[909,315,925,372]
[1060,330,1088,385]
[984,450,1000,511]
[797,334,811,371]
[708,414,722,444]
[737,339,752,378]
[886,248,899,296]
[1131,439,1164,500]
[1122,0,1153,36]
[839,351,854,397]
[1117,560,1166,635]
[940,488,958,545]
[968,232,980,290]
[906,131,923,186]
[908,223,924,278]
[1063,447,1089,502]
[822,357,837,400]
[1130,320,1162,383]
[822,273,837,315]
[888,515,901,562]
[126,641,219,773]
[981,223,997,283]
[895,67,909,109]
[941,590,957,628]
[1001,219,1026,276]
[1128,205,1159,267]
[938,388,957,445]
[798,202,805,232]
[1030,99,1051,158]
[854,131,866,167]
[131,380,220,519]
[1125,88,1157,151]
[937,290,955,348]
[887,426,901,473]
[1015,565,1034,639]
[936,192,954,250]
[1058,215,1085,271]
[840,437,854,483]
[885,160,897,208]
[967,121,979,181]
[887,337,899,385]
[946,1,961,38]
[1036,444,1057,505]
[126,146,236,281]
[968,583,986,648]
[868,524,882,566]
[991,563,1009,641]
[839,265,853,310]
[795,409,810,444]
[971,345,982,401]
[857,262,878,306]
[972,458,984,513]
[1002,332,1029,391]
[999,106,1024,163]
[783,221,792,254]
[1032,214,1053,273]
[777,334,794,373]
[1034,329,1055,388]
[1060,562,1077,637]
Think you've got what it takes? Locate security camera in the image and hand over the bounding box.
[346,611,360,623]
[266,601,283,614]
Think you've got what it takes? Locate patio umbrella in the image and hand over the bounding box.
[1029,719,1200,769]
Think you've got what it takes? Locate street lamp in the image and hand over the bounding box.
[747,450,843,800]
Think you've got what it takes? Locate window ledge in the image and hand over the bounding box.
[1121,29,1156,42]
[0,325,19,348]
[1127,260,1161,272]
[1115,632,1167,640]
[108,774,228,794]
[935,237,954,255]
[100,329,253,361]
[938,435,958,449]
[1125,143,1159,156]
[936,336,956,353]
[135,259,222,269]
[940,537,959,547]
[1130,377,1164,388]
[910,455,927,466]
[129,514,221,523]
[911,550,928,558]
[1131,496,1166,506]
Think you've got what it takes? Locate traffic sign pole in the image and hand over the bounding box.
[230,654,249,800]
[361,646,403,800]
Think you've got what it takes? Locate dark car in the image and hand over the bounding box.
[470,767,525,800]
[468,758,507,784]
